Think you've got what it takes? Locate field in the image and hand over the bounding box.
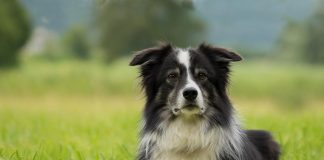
[0,59,323,160]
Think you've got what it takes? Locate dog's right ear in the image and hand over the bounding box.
[129,44,172,66]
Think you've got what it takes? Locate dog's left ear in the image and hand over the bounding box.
[198,43,242,62]
[129,44,172,66]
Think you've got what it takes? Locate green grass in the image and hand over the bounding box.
[0,59,323,160]
[0,96,140,160]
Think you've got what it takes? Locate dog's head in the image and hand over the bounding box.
[130,43,241,123]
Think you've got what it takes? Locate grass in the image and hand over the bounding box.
[0,96,140,160]
[0,58,323,160]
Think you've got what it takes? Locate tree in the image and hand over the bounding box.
[278,0,324,63]
[0,0,31,67]
[96,0,205,61]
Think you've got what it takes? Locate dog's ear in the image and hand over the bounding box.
[198,43,242,62]
[129,43,172,66]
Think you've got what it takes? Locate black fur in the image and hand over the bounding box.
[246,130,281,160]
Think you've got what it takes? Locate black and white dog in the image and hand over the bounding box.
[130,43,280,160]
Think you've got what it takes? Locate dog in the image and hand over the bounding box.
[130,43,280,160]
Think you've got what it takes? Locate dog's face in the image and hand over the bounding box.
[130,43,241,121]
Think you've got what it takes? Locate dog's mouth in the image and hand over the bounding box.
[183,104,199,111]
[172,104,205,115]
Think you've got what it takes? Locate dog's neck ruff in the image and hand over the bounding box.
[139,114,244,160]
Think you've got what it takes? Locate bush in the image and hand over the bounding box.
[63,27,91,60]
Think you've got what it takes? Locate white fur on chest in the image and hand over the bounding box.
[145,118,219,160]
[140,116,244,160]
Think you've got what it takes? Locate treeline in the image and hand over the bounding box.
[1,0,324,68]
[0,0,205,67]
[278,0,324,64]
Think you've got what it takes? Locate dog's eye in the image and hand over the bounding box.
[197,72,207,81]
[167,73,178,81]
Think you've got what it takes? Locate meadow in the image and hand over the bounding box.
[0,58,323,160]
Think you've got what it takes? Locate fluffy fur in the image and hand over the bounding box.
[130,43,280,160]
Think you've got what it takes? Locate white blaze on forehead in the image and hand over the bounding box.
[176,49,205,111]
[177,49,191,69]
[176,49,198,89]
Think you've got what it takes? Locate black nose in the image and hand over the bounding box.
[183,88,198,101]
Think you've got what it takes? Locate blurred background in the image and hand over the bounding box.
[0,0,323,159]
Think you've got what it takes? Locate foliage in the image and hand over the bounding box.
[0,0,31,67]
[36,40,68,61]
[278,0,324,63]
[64,27,91,60]
[96,0,205,61]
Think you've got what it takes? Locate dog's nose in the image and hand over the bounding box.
[183,88,198,101]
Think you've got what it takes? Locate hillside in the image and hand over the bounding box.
[21,0,316,50]
[195,0,316,50]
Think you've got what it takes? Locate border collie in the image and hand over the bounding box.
[130,43,280,160]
